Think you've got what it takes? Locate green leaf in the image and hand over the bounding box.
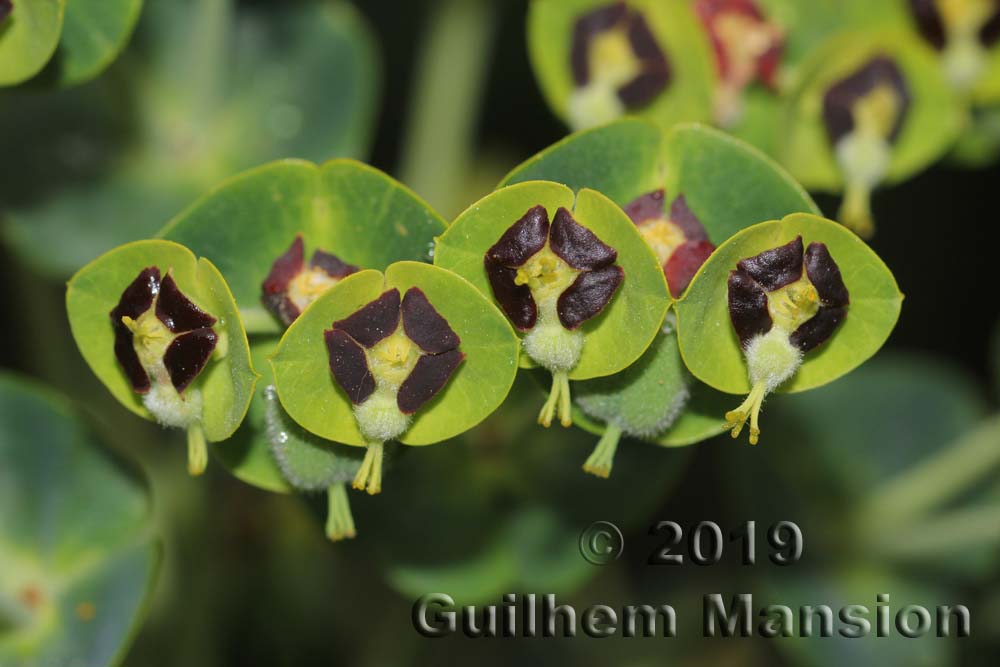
[159,159,447,332]
[271,262,521,446]
[435,181,669,379]
[1,0,380,277]
[498,118,663,204]
[0,373,159,666]
[528,0,713,131]
[778,30,963,191]
[0,0,65,86]
[53,0,143,86]
[66,239,257,442]
[676,213,902,395]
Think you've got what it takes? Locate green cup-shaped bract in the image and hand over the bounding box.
[436,181,669,380]
[271,262,521,447]
[528,0,713,131]
[0,0,65,86]
[66,240,257,442]
[676,213,902,396]
[0,373,159,666]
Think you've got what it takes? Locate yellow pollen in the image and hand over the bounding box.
[288,268,340,312]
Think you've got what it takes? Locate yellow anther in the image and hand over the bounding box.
[639,219,687,267]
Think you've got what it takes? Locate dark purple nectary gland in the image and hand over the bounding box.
[310,249,360,278]
[401,287,461,354]
[571,2,629,85]
[261,236,305,325]
[669,195,709,242]
[0,0,13,24]
[728,268,772,348]
[908,0,947,50]
[623,189,665,225]
[484,257,537,331]
[557,264,624,330]
[627,10,663,62]
[549,207,617,270]
[397,349,465,414]
[803,242,850,307]
[822,56,911,147]
[156,273,217,333]
[979,3,1000,47]
[332,289,401,348]
[163,328,218,393]
[789,306,847,353]
[617,68,671,108]
[487,205,549,267]
[110,267,161,394]
[737,236,803,292]
[324,329,376,405]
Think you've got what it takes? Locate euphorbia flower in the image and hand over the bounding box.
[262,235,359,326]
[909,0,1000,90]
[823,56,911,238]
[726,236,849,444]
[568,1,671,129]
[694,0,784,126]
[111,267,224,474]
[624,189,715,298]
[325,287,464,493]
[485,205,624,428]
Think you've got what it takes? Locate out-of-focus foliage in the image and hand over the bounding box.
[0,373,159,667]
[0,0,379,277]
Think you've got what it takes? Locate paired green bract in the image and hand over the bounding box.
[0,373,159,667]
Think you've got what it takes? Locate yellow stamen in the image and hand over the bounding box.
[639,219,687,267]
[767,280,819,332]
[583,423,622,478]
[187,422,208,475]
[325,483,357,541]
[725,381,767,445]
[287,267,341,313]
[352,441,384,495]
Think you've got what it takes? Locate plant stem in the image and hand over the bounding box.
[398,0,496,217]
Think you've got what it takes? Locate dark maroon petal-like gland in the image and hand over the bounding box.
[980,4,1000,47]
[571,2,629,85]
[111,266,161,322]
[401,287,460,354]
[908,0,946,49]
[789,305,847,353]
[397,349,465,414]
[549,207,617,270]
[262,293,300,328]
[156,273,217,333]
[627,10,665,64]
[109,267,161,394]
[617,66,670,108]
[324,329,376,405]
[822,56,911,146]
[113,330,151,393]
[262,236,305,296]
[484,256,537,331]
[803,242,850,308]
[331,289,401,348]
[310,249,359,279]
[669,195,709,242]
[664,240,715,298]
[728,268,772,348]
[623,189,666,226]
[0,0,13,24]
[487,205,550,267]
[164,328,218,393]
[736,235,803,292]
[557,264,624,330]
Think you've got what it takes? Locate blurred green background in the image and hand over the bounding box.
[1,0,999,665]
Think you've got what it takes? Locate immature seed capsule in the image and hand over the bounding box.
[694,0,784,127]
[261,235,359,326]
[823,56,911,238]
[111,267,222,474]
[725,236,849,444]
[484,205,624,428]
[324,287,464,494]
[624,189,715,298]
[567,1,671,128]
